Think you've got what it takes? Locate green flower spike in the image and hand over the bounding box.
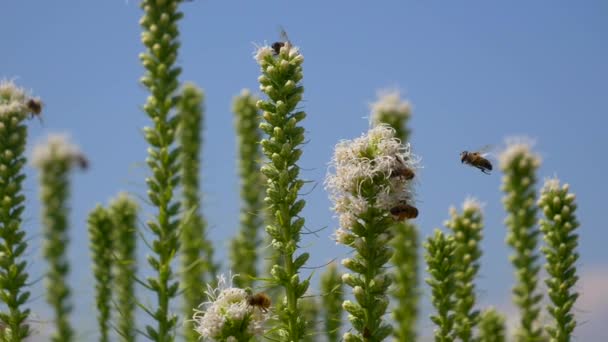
[326,125,419,341]
[109,193,138,342]
[32,133,87,342]
[0,80,39,341]
[538,178,580,341]
[479,307,506,342]
[301,296,319,342]
[425,229,457,342]
[499,138,543,341]
[87,206,114,342]
[230,89,264,289]
[369,88,419,341]
[254,39,309,341]
[139,0,185,339]
[177,83,217,341]
[320,262,344,342]
[445,198,484,341]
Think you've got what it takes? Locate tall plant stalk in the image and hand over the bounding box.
[139,0,184,339]
[254,39,309,340]
[230,89,264,288]
[0,81,37,341]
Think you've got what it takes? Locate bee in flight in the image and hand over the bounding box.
[271,27,291,55]
[26,98,44,122]
[390,202,419,220]
[247,292,271,313]
[460,146,493,174]
[390,155,415,180]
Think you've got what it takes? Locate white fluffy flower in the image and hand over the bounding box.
[31,133,85,169]
[499,136,541,170]
[370,89,411,124]
[326,125,418,231]
[192,274,268,341]
[0,79,30,118]
[462,196,484,212]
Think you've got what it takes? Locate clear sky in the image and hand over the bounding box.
[2,0,607,340]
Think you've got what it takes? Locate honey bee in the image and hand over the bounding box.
[390,155,415,180]
[26,98,43,121]
[363,326,371,339]
[75,154,89,170]
[390,202,419,220]
[271,27,291,55]
[460,148,493,174]
[247,292,271,313]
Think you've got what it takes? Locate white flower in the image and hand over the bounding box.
[0,79,30,118]
[541,177,563,193]
[31,133,85,169]
[326,125,418,231]
[370,89,411,124]
[253,45,274,65]
[462,196,484,212]
[499,136,541,170]
[192,274,268,341]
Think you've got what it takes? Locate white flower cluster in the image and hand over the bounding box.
[499,136,541,170]
[31,133,85,169]
[462,196,484,212]
[254,42,303,66]
[370,89,411,123]
[326,125,417,244]
[192,274,267,341]
[0,79,30,118]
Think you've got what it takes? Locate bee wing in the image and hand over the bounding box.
[278,26,291,44]
[474,144,497,158]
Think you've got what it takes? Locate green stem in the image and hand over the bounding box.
[139,0,184,340]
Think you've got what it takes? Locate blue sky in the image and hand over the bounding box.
[2,0,607,340]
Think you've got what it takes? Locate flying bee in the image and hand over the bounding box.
[390,202,419,220]
[460,146,493,174]
[271,27,291,55]
[390,155,415,180]
[247,292,271,313]
[26,98,43,121]
[74,154,89,170]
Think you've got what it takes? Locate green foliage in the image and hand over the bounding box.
[446,201,484,341]
[479,308,506,342]
[88,206,114,342]
[391,222,419,341]
[177,83,216,341]
[301,296,319,342]
[256,42,309,341]
[230,89,264,289]
[539,179,580,341]
[139,0,185,339]
[425,229,457,342]
[109,194,138,342]
[500,144,543,341]
[0,81,34,341]
[320,262,344,342]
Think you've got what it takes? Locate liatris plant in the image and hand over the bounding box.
[301,296,319,342]
[32,134,86,342]
[139,0,184,339]
[479,308,506,342]
[87,206,114,342]
[370,89,420,341]
[254,39,310,340]
[326,125,418,341]
[177,82,217,341]
[230,89,264,288]
[425,229,457,342]
[0,80,37,341]
[192,274,269,341]
[499,138,543,341]
[320,262,344,342]
[108,193,138,342]
[538,178,580,341]
[445,198,484,341]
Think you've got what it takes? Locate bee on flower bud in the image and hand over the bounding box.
[390,202,419,220]
[247,292,271,313]
[271,27,291,55]
[390,155,415,180]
